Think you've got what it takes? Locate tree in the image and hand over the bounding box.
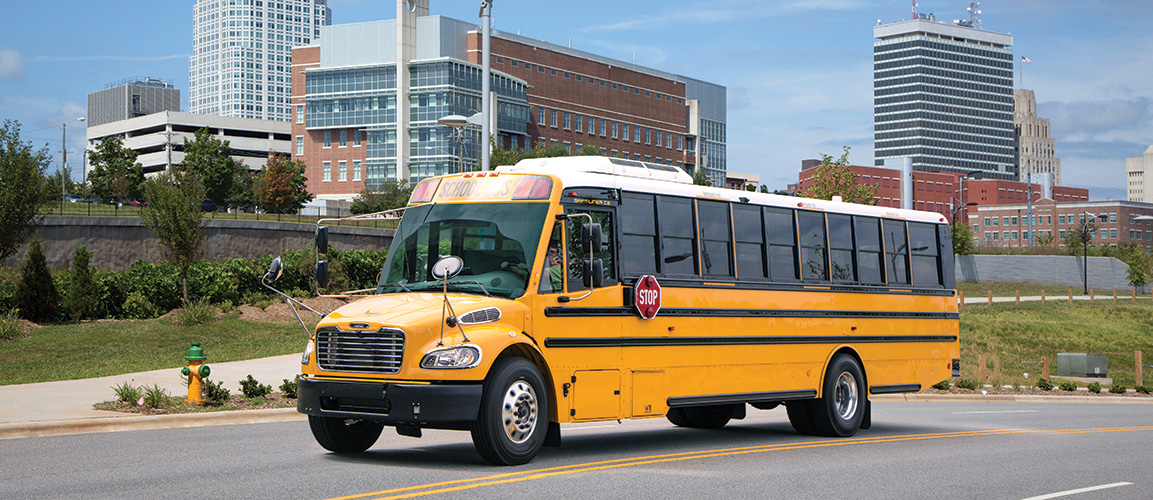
[692,168,713,186]
[87,136,144,205]
[951,223,976,256]
[350,180,412,214]
[141,170,206,301]
[63,245,101,320]
[577,144,602,156]
[799,146,877,205]
[181,128,241,206]
[254,154,312,214]
[0,120,53,263]
[15,238,59,321]
[228,167,258,212]
[1063,218,1097,256]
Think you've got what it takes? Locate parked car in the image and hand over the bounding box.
[84,197,102,204]
[65,194,84,203]
[128,198,147,207]
[200,199,219,212]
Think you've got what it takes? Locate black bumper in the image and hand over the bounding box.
[297,377,482,429]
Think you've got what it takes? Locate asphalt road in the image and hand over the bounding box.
[2,401,1150,500]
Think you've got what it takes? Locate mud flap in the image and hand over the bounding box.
[860,399,872,430]
[544,421,562,447]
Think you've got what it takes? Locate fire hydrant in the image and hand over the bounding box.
[180,342,211,405]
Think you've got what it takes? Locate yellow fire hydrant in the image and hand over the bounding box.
[180,342,211,405]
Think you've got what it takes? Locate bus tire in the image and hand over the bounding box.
[678,405,738,429]
[785,400,818,435]
[308,416,384,453]
[470,357,549,465]
[666,407,690,427]
[811,354,867,437]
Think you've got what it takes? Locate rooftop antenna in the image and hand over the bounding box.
[911,0,917,20]
[967,2,982,29]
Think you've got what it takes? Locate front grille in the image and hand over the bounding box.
[316,327,405,374]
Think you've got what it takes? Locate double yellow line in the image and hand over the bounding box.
[328,426,1153,500]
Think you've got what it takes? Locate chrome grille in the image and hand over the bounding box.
[460,307,501,325]
[316,327,405,374]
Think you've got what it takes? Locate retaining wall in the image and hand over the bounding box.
[3,216,394,271]
[955,254,1136,291]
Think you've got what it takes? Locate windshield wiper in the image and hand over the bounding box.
[379,282,413,293]
[445,280,492,297]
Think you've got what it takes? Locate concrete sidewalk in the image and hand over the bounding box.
[0,354,306,439]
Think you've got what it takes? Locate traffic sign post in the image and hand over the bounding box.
[634,275,661,320]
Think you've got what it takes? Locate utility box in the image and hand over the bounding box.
[1056,353,1108,378]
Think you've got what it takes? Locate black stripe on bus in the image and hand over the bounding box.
[667,390,818,408]
[544,307,959,320]
[869,384,923,395]
[542,334,958,348]
[619,277,958,297]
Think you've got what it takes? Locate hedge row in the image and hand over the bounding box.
[0,248,388,321]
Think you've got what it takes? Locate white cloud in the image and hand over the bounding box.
[0,48,25,81]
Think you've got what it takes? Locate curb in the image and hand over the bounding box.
[869,393,1153,404]
[0,408,305,440]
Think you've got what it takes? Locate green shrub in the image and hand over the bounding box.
[1088,382,1101,393]
[0,308,24,341]
[142,384,170,408]
[217,299,233,312]
[239,374,272,399]
[931,379,951,390]
[955,378,979,390]
[280,375,299,398]
[176,297,216,326]
[1058,381,1077,392]
[63,246,102,320]
[203,379,230,404]
[1135,385,1151,395]
[15,239,60,322]
[112,381,142,403]
[1109,383,1127,394]
[1037,377,1054,391]
[121,292,159,319]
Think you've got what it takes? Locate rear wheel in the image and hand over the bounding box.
[810,354,867,437]
[308,416,384,453]
[471,357,549,465]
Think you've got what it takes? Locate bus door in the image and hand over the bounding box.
[531,203,623,421]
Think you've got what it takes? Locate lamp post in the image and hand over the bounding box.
[479,0,493,171]
[60,117,86,213]
[438,113,481,172]
[1081,211,1100,295]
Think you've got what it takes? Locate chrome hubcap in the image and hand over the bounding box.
[834,372,858,420]
[501,379,538,443]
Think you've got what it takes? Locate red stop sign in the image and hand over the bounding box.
[634,275,661,320]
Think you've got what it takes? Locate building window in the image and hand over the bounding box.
[338,160,347,181]
[296,106,303,124]
[588,117,595,135]
[538,107,546,125]
[322,161,331,182]
[656,130,663,148]
[645,128,651,145]
[600,119,607,136]
[550,109,557,128]
[564,112,570,130]
[323,130,331,148]
[575,114,582,132]
[666,132,672,149]
[623,124,630,142]
[611,121,618,139]
[339,130,347,147]
[295,136,303,155]
[354,130,361,147]
[353,160,361,181]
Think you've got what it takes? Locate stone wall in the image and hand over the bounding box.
[955,254,1136,291]
[3,216,394,271]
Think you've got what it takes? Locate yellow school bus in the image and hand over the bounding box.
[293,156,960,465]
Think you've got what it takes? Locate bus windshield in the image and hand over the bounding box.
[377,202,550,298]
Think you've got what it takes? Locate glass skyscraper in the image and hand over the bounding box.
[190,0,331,121]
[873,18,1016,180]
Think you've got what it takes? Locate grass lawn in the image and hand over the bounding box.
[957,281,1148,298]
[0,313,304,386]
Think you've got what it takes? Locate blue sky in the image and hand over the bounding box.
[2,0,1150,200]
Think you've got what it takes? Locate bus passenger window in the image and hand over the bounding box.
[828,214,855,283]
[854,217,884,284]
[883,220,910,285]
[698,200,733,277]
[908,222,942,287]
[621,193,658,275]
[539,223,564,293]
[764,207,798,282]
[733,204,766,279]
[797,211,828,281]
[658,196,696,275]
[566,209,616,292]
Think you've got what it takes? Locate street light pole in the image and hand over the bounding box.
[60,117,86,213]
[1082,211,1094,295]
[479,0,493,171]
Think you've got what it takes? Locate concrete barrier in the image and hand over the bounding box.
[955,254,1137,291]
[3,216,394,271]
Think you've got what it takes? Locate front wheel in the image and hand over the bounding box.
[667,405,739,429]
[471,357,550,465]
[308,416,384,453]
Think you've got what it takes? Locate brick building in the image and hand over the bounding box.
[291,5,725,202]
[973,200,1153,252]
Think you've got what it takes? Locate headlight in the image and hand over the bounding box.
[421,345,482,369]
[301,339,314,365]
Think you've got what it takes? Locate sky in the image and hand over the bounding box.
[2,0,1150,200]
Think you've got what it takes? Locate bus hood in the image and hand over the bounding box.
[320,293,524,332]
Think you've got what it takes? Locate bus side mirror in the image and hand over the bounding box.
[581,223,603,252]
[583,259,603,288]
[316,226,329,254]
[316,260,329,289]
[265,256,283,282]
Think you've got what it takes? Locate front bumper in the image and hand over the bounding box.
[297,377,482,430]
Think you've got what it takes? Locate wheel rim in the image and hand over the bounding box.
[834,371,859,420]
[501,379,538,444]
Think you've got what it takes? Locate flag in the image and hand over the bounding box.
[1021,56,1032,63]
